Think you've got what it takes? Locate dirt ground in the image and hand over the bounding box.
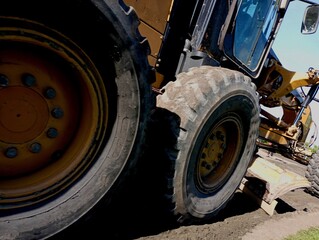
[53,149,319,240]
[135,149,319,240]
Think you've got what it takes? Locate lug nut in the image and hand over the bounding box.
[221,143,226,150]
[209,134,216,141]
[47,128,58,138]
[22,73,36,87]
[51,107,64,119]
[201,160,208,167]
[51,150,63,161]
[216,131,225,141]
[44,87,56,99]
[5,147,18,158]
[0,74,9,87]
[29,142,42,153]
[201,153,207,159]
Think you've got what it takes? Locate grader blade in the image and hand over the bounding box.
[239,156,310,216]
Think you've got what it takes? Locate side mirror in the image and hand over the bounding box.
[301,5,319,34]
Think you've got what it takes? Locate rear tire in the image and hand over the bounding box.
[157,66,260,222]
[305,151,319,197]
[0,1,153,238]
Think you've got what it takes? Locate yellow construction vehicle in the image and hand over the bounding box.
[1,0,319,238]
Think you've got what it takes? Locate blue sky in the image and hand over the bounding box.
[273,1,319,71]
[270,0,319,146]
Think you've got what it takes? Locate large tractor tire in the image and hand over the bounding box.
[0,0,153,238]
[157,66,260,222]
[305,151,319,197]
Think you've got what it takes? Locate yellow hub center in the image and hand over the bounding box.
[196,115,243,191]
[0,17,106,209]
[0,86,49,143]
[199,127,227,178]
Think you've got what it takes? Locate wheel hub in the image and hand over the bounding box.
[0,86,49,143]
[0,17,106,209]
[196,115,243,192]
[0,47,75,178]
[199,127,227,178]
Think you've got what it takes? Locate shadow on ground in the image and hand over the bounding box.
[49,156,298,240]
[50,110,300,240]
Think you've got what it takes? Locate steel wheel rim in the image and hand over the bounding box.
[196,113,243,193]
[0,17,107,209]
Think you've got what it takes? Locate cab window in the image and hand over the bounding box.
[233,0,279,71]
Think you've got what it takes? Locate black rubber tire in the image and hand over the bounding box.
[0,1,153,239]
[305,151,319,197]
[157,66,260,222]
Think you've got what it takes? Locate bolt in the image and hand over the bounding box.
[51,107,64,119]
[47,128,58,138]
[205,164,212,170]
[0,74,9,87]
[201,161,207,167]
[216,131,225,141]
[209,134,216,141]
[51,150,63,161]
[44,87,56,99]
[29,142,42,153]
[5,147,18,158]
[219,135,225,141]
[22,73,36,87]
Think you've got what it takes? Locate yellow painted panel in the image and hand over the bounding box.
[259,126,289,145]
[125,0,172,33]
[148,55,156,67]
[139,21,162,59]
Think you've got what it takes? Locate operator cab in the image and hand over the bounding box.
[187,0,319,79]
[158,0,319,86]
[222,0,319,78]
[175,0,285,79]
[221,0,284,78]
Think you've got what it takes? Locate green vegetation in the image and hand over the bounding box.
[284,227,319,240]
[305,142,319,154]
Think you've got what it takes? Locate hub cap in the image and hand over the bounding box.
[0,17,107,208]
[196,114,243,193]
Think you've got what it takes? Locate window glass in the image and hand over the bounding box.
[234,0,279,71]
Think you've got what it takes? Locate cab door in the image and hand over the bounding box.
[223,0,282,78]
